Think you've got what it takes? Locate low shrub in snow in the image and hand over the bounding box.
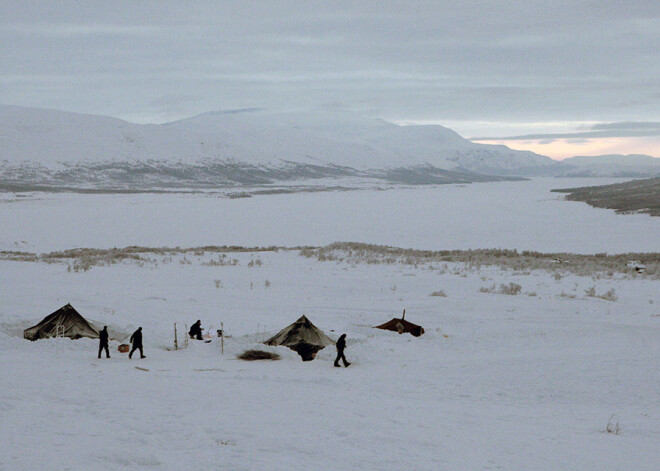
[604,415,622,435]
[2,242,660,279]
[598,289,618,302]
[429,290,447,297]
[478,282,522,295]
[299,243,660,279]
[500,282,522,295]
[585,286,618,302]
[203,255,239,266]
[0,245,281,271]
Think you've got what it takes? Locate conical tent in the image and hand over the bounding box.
[375,310,424,337]
[264,315,334,361]
[24,303,99,341]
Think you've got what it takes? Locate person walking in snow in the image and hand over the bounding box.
[129,327,145,359]
[98,325,110,359]
[334,333,350,367]
[189,320,203,340]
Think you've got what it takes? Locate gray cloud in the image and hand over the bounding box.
[0,0,659,131]
[471,122,660,141]
[591,122,660,132]
[0,23,165,37]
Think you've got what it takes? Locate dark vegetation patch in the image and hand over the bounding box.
[0,160,522,193]
[553,177,660,216]
[237,350,281,361]
[0,245,293,271]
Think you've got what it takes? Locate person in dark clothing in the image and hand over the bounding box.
[189,320,203,340]
[98,325,110,359]
[334,333,350,367]
[129,327,145,359]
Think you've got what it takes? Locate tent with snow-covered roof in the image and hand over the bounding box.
[374,310,424,337]
[264,315,335,361]
[23,303,99,341]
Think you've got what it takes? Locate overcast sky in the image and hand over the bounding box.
[1,1,658,158]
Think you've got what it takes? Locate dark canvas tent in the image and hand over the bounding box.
[24,303,99,341]
[264,315,334,361]
[375,310,424,337]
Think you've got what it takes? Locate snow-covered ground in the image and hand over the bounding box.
[2,178,659,253]
[1,179,659,470]
[1,249,659,470]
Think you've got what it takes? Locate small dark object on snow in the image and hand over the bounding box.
[237,350,281,361]
[374,309,424,337]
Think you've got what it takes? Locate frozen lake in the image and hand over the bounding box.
[2,177,658,253]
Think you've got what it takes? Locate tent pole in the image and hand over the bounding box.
[174,322,178,351]
[221,322,224,355]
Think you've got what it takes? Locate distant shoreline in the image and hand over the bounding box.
[553,177,660,217]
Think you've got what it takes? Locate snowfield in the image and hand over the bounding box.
[1,250,659,470]
[1,180,659,470]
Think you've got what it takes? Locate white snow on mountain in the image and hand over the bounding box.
[0,105,559,188]
[4,105,660,190]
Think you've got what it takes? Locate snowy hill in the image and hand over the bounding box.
[559,154,660,177]
[0,105,560,190]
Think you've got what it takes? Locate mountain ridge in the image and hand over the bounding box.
[2,105,656,191]
[0,105,555,169]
